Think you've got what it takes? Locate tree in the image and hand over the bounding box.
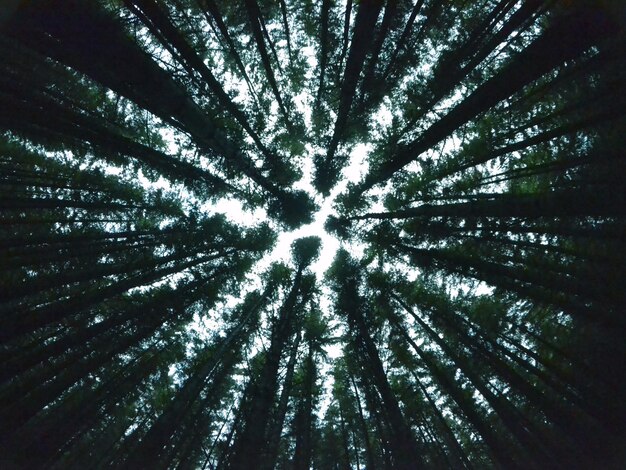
[1,0,625,468]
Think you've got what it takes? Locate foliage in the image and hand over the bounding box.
[0,0,624,468]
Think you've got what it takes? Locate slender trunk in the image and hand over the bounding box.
[338,0,353,74]
[278,0,293,67]
[199,0,258,102]
[345,287,423,468]
[413,375,473,470]
[263,330,301,469]
[357,0,398,108]
[243,0,293,132]
[314,0,332,110]
[381,0,424,80]
[351,186,626,220]
[349,373,376,470]
[293,343,315,470]
[322,0,383,172]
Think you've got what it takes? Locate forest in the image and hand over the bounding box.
[0,0,625,468]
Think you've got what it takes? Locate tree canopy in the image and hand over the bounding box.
[1,0,625,468]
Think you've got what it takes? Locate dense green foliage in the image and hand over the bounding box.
[1,0,625,468]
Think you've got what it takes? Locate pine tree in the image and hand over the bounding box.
[1,0,624,468]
